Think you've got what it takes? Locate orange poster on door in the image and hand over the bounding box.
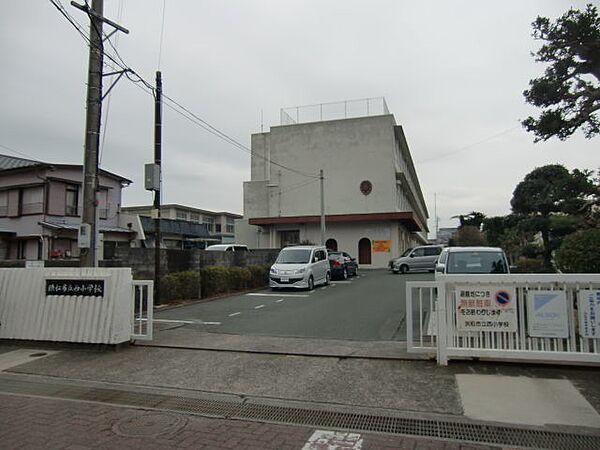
[372,240,391,252]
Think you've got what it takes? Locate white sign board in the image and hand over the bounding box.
[526,290,569,338]
[578,290,600,338]
[456,286,517,332]
[25,260,44,268]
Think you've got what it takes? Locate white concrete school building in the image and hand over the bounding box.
[235,99,429,268]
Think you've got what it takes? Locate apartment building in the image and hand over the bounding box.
[122,204,241,248]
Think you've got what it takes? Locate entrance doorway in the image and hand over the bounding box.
[325,238,338,251]
[358,238,371,264]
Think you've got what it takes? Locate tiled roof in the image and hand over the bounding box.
[39,221,133,234]
[0,154,45,171]
[139,216,210,238]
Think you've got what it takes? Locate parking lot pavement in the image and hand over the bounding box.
[0,393,501,450]
[155,270,435,341]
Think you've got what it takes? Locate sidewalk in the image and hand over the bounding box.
[1,341,600,449]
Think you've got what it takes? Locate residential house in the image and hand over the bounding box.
[121,204,241,248]
[0,154,136,260]
[235,98,429,268]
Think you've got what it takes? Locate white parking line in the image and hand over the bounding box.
[254,304,265,309]
[247,293,309,298]
[333,281,352,284]
[275,299,284,303]
[152,319,222,325]
[228,312,241,317]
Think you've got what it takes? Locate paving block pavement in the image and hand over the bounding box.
[0,393,500,450]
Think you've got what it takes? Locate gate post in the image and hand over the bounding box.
[436,282,448,365]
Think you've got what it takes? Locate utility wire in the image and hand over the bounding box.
[416,125,521,164]
[49,0,319,180]
[0,143,45,163]
[100,0,125,165]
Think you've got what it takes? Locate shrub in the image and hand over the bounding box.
[555,229,600,273]
[513,257,552,273]
[248,264,270,288]
[160,270,200,304]
[227,267,252,290]
[200,266,230,298]
[160,264,272,303]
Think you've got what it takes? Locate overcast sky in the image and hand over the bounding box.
[1,1,598,235]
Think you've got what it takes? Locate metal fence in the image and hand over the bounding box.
[407,274,600,366]
[280,97,390,125]
[131,280,153,341]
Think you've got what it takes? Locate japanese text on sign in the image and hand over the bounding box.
[45,279,105,297]
[579,290,600,338]
[456,285,517,332]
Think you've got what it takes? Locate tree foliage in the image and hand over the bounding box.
[522,4,600,141]
[452,211,486,229]
[510,164,596,269]
[454,225,488,247]
[555,229,600,273]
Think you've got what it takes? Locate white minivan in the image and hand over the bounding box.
[269,246,330,290]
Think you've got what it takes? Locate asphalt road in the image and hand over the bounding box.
[155,270,435,341]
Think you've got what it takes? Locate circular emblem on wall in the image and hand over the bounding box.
[360,180,372,196]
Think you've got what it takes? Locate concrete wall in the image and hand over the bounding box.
[248,115,400,219]
[105,247,280,279]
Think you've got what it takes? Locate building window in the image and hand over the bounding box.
[203,216,214,232]
[226,217,235,233]
[190,213,200,222]
[215,223,222,233]
[176,211,187,220]
[279,230,299,247]
[98,189,108,219]
[20,186,44,215]
[0,191,7,217]
[65,184,79,216]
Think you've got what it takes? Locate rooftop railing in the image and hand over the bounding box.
[280,97,389,126]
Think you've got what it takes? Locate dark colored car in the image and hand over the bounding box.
[328,251,358,280]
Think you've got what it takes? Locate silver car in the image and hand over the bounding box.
[390,245,444,274]
[269,246,331,290]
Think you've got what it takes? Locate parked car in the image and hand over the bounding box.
[328,251,358,279]
[435,247,510,274]
[390,245,444,274]
[205,244,249,252]
[269,246,330,290]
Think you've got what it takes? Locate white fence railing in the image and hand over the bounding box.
[131,280,154,341]
[407,274,600,366]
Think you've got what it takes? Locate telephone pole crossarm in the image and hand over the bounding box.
[70,1,130,34]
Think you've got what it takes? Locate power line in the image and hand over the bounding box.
[0,143,45,163]
[416,125,521,164]
[49,0,319,180]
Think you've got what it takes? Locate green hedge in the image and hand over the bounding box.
[555,229,600,273]
[159,264,271,304]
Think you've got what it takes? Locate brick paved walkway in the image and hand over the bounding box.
[0,393,499,450]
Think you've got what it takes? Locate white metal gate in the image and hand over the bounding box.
[131,280,153,341]
[407,274,600,366]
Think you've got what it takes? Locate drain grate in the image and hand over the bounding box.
[1,377,599,449]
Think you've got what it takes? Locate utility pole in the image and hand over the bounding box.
[79,0,104,267]
[154,71,163,305]
[320,169,325,245]
[72,0,128,267]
